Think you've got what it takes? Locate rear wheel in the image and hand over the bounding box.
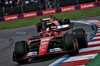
[58,20,63,25]
[73,28,88,48]
[63,18,71,24]
[13,41,29,64]
[36,22,42,32]
[63,33,79,55]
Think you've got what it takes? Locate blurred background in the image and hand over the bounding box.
[0,0,97,17]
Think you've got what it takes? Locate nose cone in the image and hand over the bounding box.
[39,41,49,55]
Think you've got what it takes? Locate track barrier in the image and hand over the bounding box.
[0,2,100,22]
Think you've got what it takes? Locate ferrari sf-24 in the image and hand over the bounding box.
[13,23,88,64]
[36,17,71,32]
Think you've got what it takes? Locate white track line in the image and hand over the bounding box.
[96,33,100,35]
[80,65,85,66]
[88,41,100,45]
[48,54,69,66]
[96,24,100,25]
[93,36,100,40]
[98,30,100,32]
[48,45,100,66]
[63,54,97,63]
[79,46,100,53]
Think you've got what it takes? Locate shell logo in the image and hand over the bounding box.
[42,42,48,44]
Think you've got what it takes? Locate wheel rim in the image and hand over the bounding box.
[74,37,79,51]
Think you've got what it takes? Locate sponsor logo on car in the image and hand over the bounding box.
[27,51,37,56]
[42,9,56,15]
[4,15,18,21]
[80,3,94,9]
[23,12,37,18]
[50,48,62,52]
[39,44,47,49]
[41,38,51,41]
[61,6,75,12]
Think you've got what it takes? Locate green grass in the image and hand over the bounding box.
[0,7,100,30]
[86,53,100,66]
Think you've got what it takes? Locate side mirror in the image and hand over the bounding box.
[28,37,34,40]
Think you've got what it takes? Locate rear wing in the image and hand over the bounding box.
[52,25,69,29]
[51,23,74,30]
[40,23,74,32]
[40,18,51,22]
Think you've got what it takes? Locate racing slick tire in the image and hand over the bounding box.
[58,20,63,25]
[63,18,71,24]
[36,22,42,32]
[73,28,88,48]
[13,41,29,64]
[63,33,79,55]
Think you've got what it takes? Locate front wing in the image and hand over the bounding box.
[20,51,70,60]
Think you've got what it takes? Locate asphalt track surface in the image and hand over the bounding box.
[0,16,99,66]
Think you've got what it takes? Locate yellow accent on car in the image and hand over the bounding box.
[42,42,48,44]
[62,33,66,49]
[47,23,52,25]
[23,41,27,53]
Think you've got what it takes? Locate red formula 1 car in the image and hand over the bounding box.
[13,24,88,64]
[36,16,71,32]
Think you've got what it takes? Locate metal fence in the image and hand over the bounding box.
[0,3,40,17]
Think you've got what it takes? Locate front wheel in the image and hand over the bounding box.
[13,41,29,64]
[58,20,63,25]
[36,22,42,32]
[63,18,71,24]
[63,33,79,55]
[73,28,88,48]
